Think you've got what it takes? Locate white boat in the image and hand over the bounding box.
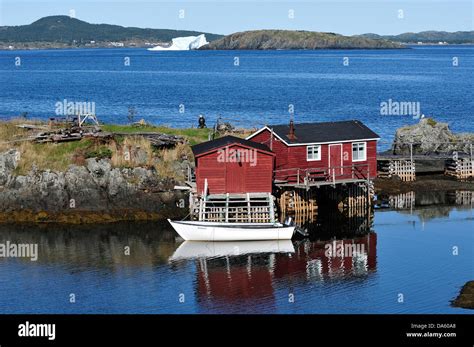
[170,240,295,260]
[167,219,295,241]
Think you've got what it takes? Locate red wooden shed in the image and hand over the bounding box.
[192,135,275,196]
[247,120,380,184]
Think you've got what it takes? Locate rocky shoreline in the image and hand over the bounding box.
[374,175,474,196]
[1,118,473,223]
[0,149,188,223]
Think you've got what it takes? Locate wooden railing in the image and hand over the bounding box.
[274,163,370,186]
[197,192,276,223]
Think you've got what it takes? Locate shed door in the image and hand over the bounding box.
[329,144,343,177]
[226,161,246,193]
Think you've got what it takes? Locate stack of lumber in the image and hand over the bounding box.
[17,124,184,148]
[28,126,111,143]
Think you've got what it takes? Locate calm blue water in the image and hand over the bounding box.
[0,202,472,314]
[1,46,473,148]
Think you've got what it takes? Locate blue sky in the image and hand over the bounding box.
[0,0,472,35]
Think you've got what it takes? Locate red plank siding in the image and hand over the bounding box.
[249,129,378,181]
[250,130,289,170]
[195,143,274,195]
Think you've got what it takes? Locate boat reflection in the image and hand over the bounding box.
[170,240,295,260]
[170,240,295,309]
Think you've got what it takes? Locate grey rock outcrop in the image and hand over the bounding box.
[0,151,186,216]
[0,149,19,186]
[393,118,474,155]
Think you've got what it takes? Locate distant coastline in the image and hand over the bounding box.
[2,15,473,51]
[0,15,222,51]
[3,43,474,52]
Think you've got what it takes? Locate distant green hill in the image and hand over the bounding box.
[3,17,470,50]
[200,30,405,50]
[0,15,222,44]
[359,31,474,44]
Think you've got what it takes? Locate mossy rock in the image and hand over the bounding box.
[426,118,437,127]
[452,280,474,309]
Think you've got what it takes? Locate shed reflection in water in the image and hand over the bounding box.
[169,211,377,307]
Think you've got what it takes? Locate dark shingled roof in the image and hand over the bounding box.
[267,120,380,144]
[192,135,273,156]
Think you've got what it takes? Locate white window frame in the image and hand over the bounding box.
[352,142,367,162]
[306,145,321,161]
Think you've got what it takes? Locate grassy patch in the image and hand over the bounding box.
[0,119,35,151]
[101,124,211,145]
[15,139,93,174]
[85,146,113,160]
[154,143,193,180]
[110,135,154,168]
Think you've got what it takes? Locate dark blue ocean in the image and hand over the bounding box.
[1,46,473,148]
[0,47,473,314]
[0,202,472,314]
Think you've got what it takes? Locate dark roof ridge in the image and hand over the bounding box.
[192,135,273,156]
[260,120,380,144]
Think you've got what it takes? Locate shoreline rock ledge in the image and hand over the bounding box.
[0,149,187,223]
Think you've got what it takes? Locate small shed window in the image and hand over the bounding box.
[352,142,366,161]
[307,145,321,161]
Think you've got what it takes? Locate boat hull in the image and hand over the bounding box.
[168,219,294,241]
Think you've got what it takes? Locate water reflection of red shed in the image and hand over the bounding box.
[192,233,377,306]
[274,233,377,279]
[196,257,275,301]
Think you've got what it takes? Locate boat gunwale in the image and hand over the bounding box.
[169,220,289,229]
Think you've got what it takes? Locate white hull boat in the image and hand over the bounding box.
[170,240,295,260]
[167,219,295,241]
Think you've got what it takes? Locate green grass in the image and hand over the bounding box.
[101,124,212,145]
[48,138,93,157]
[15,138,94,174]
[85,146,113,159]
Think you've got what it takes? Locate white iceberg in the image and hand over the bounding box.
[148,34,208,51]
